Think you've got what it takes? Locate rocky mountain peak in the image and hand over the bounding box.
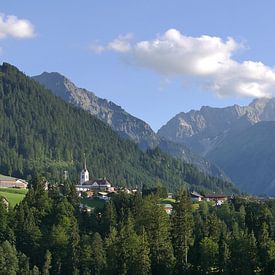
[158,97,275,156]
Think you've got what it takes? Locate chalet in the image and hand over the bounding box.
[190,191,203,202]
[0,175,28,189]
[204,194,228,205]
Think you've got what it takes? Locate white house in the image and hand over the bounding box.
[190,191,203,202]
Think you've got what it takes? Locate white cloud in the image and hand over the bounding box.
[108,33,132,53]
[90,33,133,54]
[95,29,275,98]
[0,14,35,39]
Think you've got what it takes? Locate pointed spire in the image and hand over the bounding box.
[84,153,87,170]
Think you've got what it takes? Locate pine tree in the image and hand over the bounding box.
[105,227,119,275]
[101,201,117,235]
[199,237,219,273]
[218,229,230,274]
[42,250,52,275]
[134,227,151,275]
[18,252,31,275]
[137,197,175,274]
[91,233,106,275]
[116,216,140,275]
[0,240,19,275]
[171,189,193,273]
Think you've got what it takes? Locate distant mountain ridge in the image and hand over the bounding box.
[158,98,275,156]
[33,72,228,179]
[158,98,275,195]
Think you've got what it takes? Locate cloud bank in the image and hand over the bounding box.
[93,29,275,98]
[0,14,35,39]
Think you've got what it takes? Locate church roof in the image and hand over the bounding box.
[94,179,111,186]
[82,178,111,186]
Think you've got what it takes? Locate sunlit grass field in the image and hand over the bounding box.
[0,188,27,207]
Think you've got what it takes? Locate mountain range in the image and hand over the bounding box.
[158,98,275,194]
[33,72,227,180]
[0,62,236,194]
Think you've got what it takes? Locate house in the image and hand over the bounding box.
[163,204,173,214]
[190,191,203,202]
[167,193,173,199]
[0,175,28,189]
[158,203,173,215]
[204,194,228,205]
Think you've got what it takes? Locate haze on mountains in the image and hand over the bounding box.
[158,98,275,195]
[33,72,228,180]
[0,62,237,194]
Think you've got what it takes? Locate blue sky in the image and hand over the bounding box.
[2,1,275,130]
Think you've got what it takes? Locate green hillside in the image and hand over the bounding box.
[0,63,237,193]
[207,121,275,194]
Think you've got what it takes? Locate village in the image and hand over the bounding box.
[73,158,234,213]
[0,158,273,213]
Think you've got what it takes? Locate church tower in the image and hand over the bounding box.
[80,154,89,185]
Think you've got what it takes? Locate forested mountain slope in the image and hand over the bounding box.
[0,63,237,193]
[33,72,229,180]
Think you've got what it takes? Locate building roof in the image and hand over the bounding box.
[81,178,112,187]
[0,176,28,188]
[191,191,203,198]
[204,194,227,199]
[93,178,111,186]
[98,191,108,196]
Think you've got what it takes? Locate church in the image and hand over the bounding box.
[75,156,112,192]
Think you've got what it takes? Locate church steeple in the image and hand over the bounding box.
[84,153,87,171]
[80,154,89,185]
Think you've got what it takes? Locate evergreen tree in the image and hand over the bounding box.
[134,227,151,275]
[101,201,117,235]
[138,197,175,274]
[42,250,52,275]
[171,189,193,273]
[199,237,219,273]
[0,240,19,275]
[91,233,106,275]
[18,252,31,275]
[229,229,257,275]
[218,229,230,274]
[105,227,119,275]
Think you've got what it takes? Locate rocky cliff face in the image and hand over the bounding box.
[158,98,275,156]
[33,72,228,179]
[33,72,159,149]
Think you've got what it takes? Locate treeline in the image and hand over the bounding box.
[1,177,275,274]
[0,63,236,194]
